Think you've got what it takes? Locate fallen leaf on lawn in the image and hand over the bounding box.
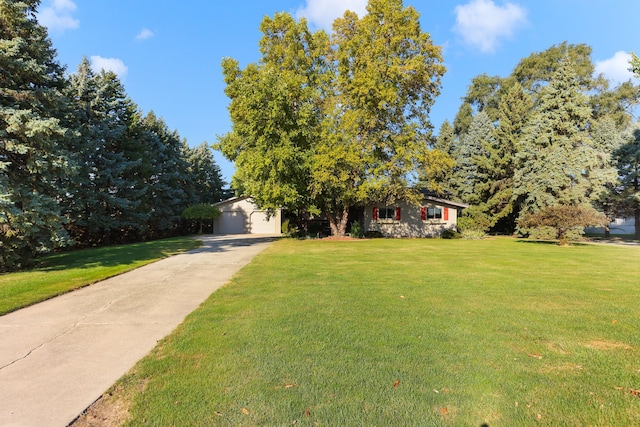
[515,401,518,407]
[612,319,618,324]
[537,414,542,420]
[215,412,223,417]
[284,384,297,388]
[393,380,399,388]
[527,353,543,359]
[305,409,311,417]
[242,408,250,415]
[442,407,448,415]
[400,295,405,299]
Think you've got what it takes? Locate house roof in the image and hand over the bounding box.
[213,195,249,207]
[419,189,469,209]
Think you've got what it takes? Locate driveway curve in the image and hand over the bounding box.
[0,234,278,427]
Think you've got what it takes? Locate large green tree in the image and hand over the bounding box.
[614,126,640,238]
[217,12,326,216]
[218,0,446,236]
[187,142,226,204]
[475,82,532,232]
[0,0,73,270]
[450,111,493,206]
[64,61,146,245]
[513,58,617,222]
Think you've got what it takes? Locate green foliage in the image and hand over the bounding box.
[519,204,608,245]
[186,142,227,204]
[613,127,640,238]
[439,228,461,239]
[514,58,617,218]
[217,1,445,236]
[0,2,225,270]
[348,221,363,238]
[0,0,74,271]
[450,111,493,204]
[280,219,299,238]
[181,204,220,220]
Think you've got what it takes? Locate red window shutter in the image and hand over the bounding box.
[373,207,378,221]
[421,207,426,221]
[395,206,401,221]
[444,207,449,221]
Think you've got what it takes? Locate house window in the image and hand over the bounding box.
[373,206,401,221]
[379,207,396,220]
[427,207,442,220]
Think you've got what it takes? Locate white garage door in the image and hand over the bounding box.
[217,211,247,234]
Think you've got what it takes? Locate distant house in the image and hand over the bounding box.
[213,196,282,235]
[587,216,636,236]
[364,191,468,238]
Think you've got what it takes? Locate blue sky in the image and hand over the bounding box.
[39,0,639,184]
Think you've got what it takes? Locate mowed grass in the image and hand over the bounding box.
[119,238,640,426]
[0,237,201,315]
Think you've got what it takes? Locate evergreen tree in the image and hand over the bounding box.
[186,142,226,204]
[514,58,616,220]
[433,120,455,154]
[451,111,493,205]
[136,112,195,238]
[64,63,145,245]
[614,126,640,238]
[476,82,532,232]
[0,0,73,270]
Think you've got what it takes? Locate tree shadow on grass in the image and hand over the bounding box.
[515,239,590,247]
[35,235,281,272]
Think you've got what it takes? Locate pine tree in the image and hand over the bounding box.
[614,126,640,238]
[186,142,226,204]
[514,58,616,221]
[137,112,194,238]
[451,111,493,205]
[64,63,146,245]
[0,0,73,270]
[476,82,532,232]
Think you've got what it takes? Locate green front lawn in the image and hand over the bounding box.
[0,237,201,316]
[116,238,640,425]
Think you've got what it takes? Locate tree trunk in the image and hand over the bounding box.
[326,206,349,237]
[635,207,640,240]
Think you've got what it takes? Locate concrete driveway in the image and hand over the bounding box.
[0,234,278,427]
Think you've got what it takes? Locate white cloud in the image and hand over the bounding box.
[453,0,527,53]
[595,51,637,85]
[295,0,368,31]
[135,28,155,41]
[37,0,79,32]
[90,56,128,78]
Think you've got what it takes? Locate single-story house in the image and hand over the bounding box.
[364,192,468,238]
[587,216,636,235]
[213,196,282,235]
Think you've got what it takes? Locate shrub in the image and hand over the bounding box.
[519,205,607,246]
[281,219,299,238]
[440,229,462,239]
[364,230,384,238]
[349,221,364,238]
